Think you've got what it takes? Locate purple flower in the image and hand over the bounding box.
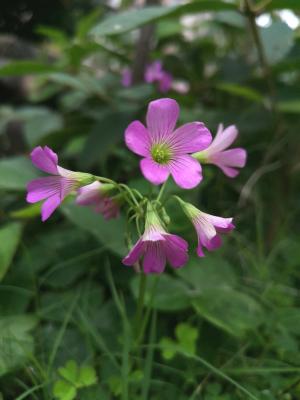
[121,61,173,93]
[177,198,235,257]
[193,124,247,177]
[76,181,119,220]
[144,61,163,83]
[26,146,93,221]
[122,204,188,273]
[121,68,132,87]
[125,98,212,189]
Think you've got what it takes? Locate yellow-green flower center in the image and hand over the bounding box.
[151,143,172,164]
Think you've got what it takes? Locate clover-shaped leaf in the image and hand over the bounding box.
[78,365,98,387]
[53,380,76,400]
[53,360,98,400]
[160,323,198,360]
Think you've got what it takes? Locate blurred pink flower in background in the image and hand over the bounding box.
[121,60,173,93]
[125,98,212,189]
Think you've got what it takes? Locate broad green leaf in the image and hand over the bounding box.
[193,288,263,337]
[131,275,190,311]
[10,203,41,219]
[260,21,294,65]
[53,380,76,400]
[80,109,133,168]
[0,61,57,77]
[76,9,102,39]
[61,203,126,256]
[265,0,300,11]
[91,2,236,37]
[278,100,300,113]
[0,222,23,281]
[90,6,178,36]
[36,26,68,46]
[78,365,98,387]
[0,315,37,376]
[216,82,264,103]
[0,156,39,190]
[16,107,63,145]
[276,308,300,335]
[176,255,237,292]
[58,360,79,384]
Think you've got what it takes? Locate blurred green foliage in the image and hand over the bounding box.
[0,0,300,399]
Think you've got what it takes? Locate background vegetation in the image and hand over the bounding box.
[0,0,300,399]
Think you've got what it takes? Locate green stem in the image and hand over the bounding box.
[156,180,167,203]
[135,272,147,339]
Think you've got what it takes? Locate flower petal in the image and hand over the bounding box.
[125,121,150,157]
[76,181,102,206]
[212,148,247,168]
[146,98,179,141]
[26,176,61,203]
[41,194,61,221]
[144,61,163,83]
[169,155,202,189]
[143,241,166,274]
[170,122,212,153]
[122,239,144,266]
[164,234,188,268]
[30,146,58,174]
[140,158,170,185]
[208,124,238,153]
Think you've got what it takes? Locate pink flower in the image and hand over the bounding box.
[122,204,188,273]
[121,68,132,87]
[193,124,247,177]
[125,98,212,189]
[177,197,235,257]
[158,71,172,93]
[145,61,173,93]
[26,146,93,221]
[144,61,163,83]
[121,61,173,93]
[76,181,119,220]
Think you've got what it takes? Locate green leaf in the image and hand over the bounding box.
[0,61,57,77]
[53,380,76,400]
[78,365,98,387]
[0,156,39,191]
[192,288,264,338]
[175,323,198,355]
[61,203,127,257]
[58,360,79,384]
[265,0,300,11]
[0,222,23,281]
[278,100,300,113]
[76,9,102,40]
[260,21,294,65]
[0,315,37,376]
[216,82,264,103]
[159,337,178,360]
[90,2,236,37]
[10,203,41,219]
[90,6,177,36]
[176,255,237,291]
[131,275,190,311]
[36,26,68,46]
[16,107,63,146]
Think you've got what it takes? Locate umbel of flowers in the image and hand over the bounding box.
[26,98,247,274]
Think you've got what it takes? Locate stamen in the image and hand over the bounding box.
[151,143,172,164]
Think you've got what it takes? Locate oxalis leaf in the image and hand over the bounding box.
[61,203,126,257]
[0,222,23,281]
[0,315,37,376]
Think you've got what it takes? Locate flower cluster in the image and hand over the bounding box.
[121,61,172,93]
[26,97,247,274]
